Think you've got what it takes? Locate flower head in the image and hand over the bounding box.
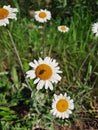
[0,5,18,26]
[92,22,98,36]
[26,57,62,90]
[51,93,74,119]
[34,9,51,23]
[58,25,69,33]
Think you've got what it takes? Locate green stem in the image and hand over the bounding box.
[7,29,23,70]
[42,24,46,57]
[7,29,32,91]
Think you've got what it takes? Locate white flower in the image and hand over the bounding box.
[0,5,18,26]
[92,22,98,36]
[26,57,62,90]
[51,93,74,119]
[34,9,51,23]
[58,25,69,33]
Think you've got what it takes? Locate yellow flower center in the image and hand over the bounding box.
[61,26,67,31]
[56,99,68,112]
[0,8,9,20]
[39,12,47,18]
[35,64,52,80]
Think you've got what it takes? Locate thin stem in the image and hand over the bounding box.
[7,29,23,70]
[7,29,32,91]
[48,44,53,56]
[42,24,46,57]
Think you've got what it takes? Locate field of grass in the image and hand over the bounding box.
[0,0,98,130]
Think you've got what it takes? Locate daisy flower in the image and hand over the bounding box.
[34,9,51,23]
[92,22,98,36]
[26,57,62,90]
[0,5,18,26]
[58,25,69,33]
[51,93,74,119]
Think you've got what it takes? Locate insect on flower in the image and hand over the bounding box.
[26,57,62,90]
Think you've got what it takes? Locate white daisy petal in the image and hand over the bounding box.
[34,78,40,84]
[69,102,74,110]
[54,94,58,100]
[95,33,98,36]
[64,112,69,118]
[67,109,72,114]
[67,96,70,100]
[38,58,43,64]
[34,59,38,66]
[62,114,65,119]
[92,22,98,37]
[44,57,49,63]
[64,93,67,97]
[26,70,36,79]
[45,80,49,89]
[51,93,74,119]
[55,74,62,80]
[36,80,45,90]
[29,62,37,68]
[47,80,53,90]
[59,93,63,98]
[52,74,62,81]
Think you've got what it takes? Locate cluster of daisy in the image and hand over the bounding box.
[34,9,69,33]
[26,9,74,119]
[0,6,98,36]
[0,5,73,119]
[34,9,98,35]
[25,8,98,119]
[26,56,74,119]
[0,5,98,120]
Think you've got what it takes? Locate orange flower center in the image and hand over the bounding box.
[61,26,67,31]
[56,99,68,112]
[0,8,9,20]
[39,12,47,18]
[35,64,52,80]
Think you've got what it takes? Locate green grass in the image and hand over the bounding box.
[0,1,98,130]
